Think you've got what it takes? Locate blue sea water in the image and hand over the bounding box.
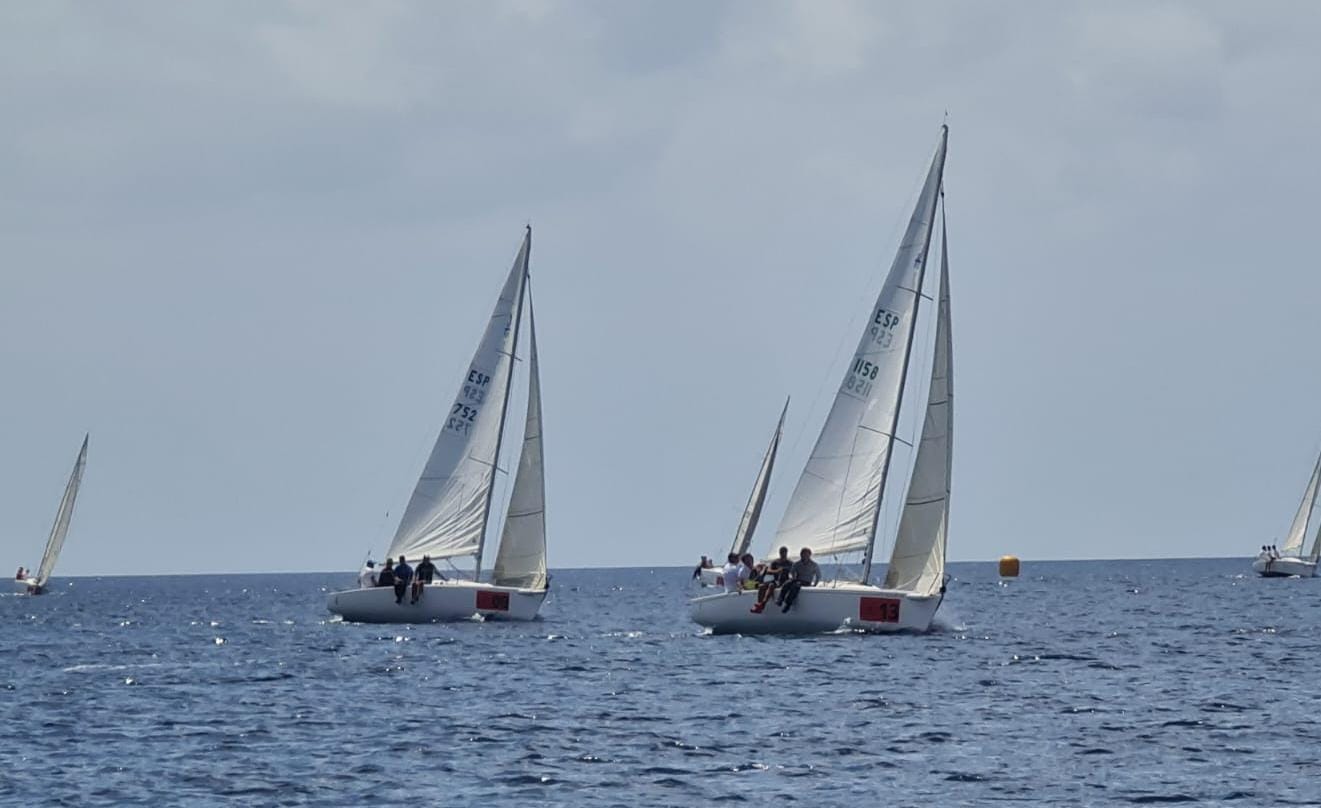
[2,558,1319,806]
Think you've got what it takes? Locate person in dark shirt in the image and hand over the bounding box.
[751,546,793,613]
[691,555,711,580]
[411,555,439,604]
[377,558,396,588]
[777,548,821,613]
[393,556,414,604]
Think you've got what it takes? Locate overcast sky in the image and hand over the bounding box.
[5,1,1321,575]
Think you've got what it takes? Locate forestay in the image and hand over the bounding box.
[388,234,529,564]
[729,398,789,558]
[492,298,549,590]
[771,128,948,562]
[35,434,88,587]
[884,208,952,596]
[1280,450,1321,559]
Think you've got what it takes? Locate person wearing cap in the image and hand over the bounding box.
[376,558,396,588]
[411,555,439,604]
[358,560,377,589]
[392,556,414,605]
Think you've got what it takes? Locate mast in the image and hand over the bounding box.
[861,126,947,585]
[474,225,531,582]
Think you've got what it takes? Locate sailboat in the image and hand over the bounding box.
[1252,449,1321,578]
[327,228,550,623]
[14,435,89,595]
[698,399,788,588]
[691,126,953,634]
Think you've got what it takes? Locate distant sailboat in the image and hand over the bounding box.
[1253,449,1321,578]
[327,228,550,623]
[691,126,953,634]
[698,399,788,588]
[15,435,89,595]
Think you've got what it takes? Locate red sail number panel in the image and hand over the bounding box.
[859,597,900,623]
[476,590,510,611]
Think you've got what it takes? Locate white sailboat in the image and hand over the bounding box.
[698,399,788,588]
[327,228,550,623]
[14,435,89,595]
[1253,449,1321,578]
[691,126,953,634]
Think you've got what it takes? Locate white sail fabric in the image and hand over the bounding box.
[35,434,88,587]
[388,234,529,563]
[730,398,789,557]
[771,128,948,561]
[884,211,952,596]
[1282,450,1321,558]
[492,299,548,590]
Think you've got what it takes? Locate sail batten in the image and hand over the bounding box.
[731,399,789,558]
[770,127,948,571]
[883,201,952,596]
[34,435,88,588]
[491,292,549,590]
[386,232,530,567]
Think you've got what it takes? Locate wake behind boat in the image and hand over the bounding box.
[692,126,953,635]
[1252,448,1321,578]
[13,435,89,596]
[327,228,550,623]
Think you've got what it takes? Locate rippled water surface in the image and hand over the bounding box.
[3,559,1320,806]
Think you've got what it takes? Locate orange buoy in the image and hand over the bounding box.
[998,555,1020,577]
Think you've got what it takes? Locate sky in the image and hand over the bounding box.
[4,1,1321,575]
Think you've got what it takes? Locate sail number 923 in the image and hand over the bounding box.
[869,308,901,350]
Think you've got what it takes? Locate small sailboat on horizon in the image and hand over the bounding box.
[1253,448,1321,578]
[691,126,954,634]
[327,228,550,623]
[14,435,89,595]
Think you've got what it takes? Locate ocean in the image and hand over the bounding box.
[2,559,1318,806]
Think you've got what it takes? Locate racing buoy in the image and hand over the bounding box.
[998,555,1020,577]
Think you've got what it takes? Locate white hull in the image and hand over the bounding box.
[690,581,943,635]
[327,580,547,623]
[10,580,43,595]
[1252,556,1317,578]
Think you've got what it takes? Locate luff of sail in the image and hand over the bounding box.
[35,434,89,587]
[1279,449,1321,559]
[387,233,530,565]
[730,398,789,558]
[884,204,952,596]
[771,127,948,563]
[492,294,548,590]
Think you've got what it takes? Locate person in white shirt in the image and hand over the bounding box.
[720,553,743,594]
[358,560,377,589]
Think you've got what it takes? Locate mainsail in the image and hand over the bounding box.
[771,127,948,566]
[492,296,549,590]
[34,434,89,587]
[730,398,789,558]
[387,231,529,567]
[883,205,952,596]
[1282,449,1321,559]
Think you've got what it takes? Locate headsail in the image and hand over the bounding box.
[771,127,947,567]
[1279,449,1321,558]
[884,204,952,596]
[730,398,789,558]
[387,231,529,565]
[492,294,549,590]
[34,434,89,587]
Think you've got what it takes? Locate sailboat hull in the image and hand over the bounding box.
[689,582,942,635]
[1252,557,1317,578]
[10,580,43,595]
[327,580,547,623]
[697,568,723,588]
